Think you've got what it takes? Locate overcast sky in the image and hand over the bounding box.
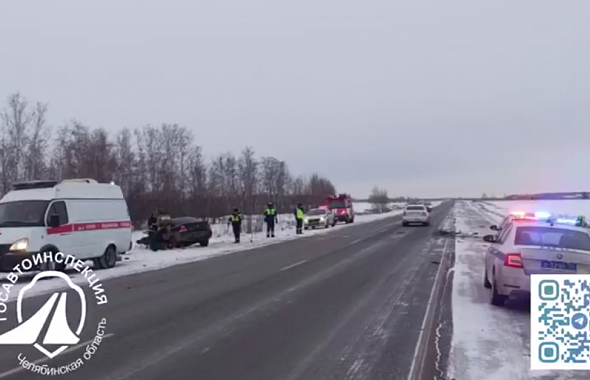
[1,0,589,198]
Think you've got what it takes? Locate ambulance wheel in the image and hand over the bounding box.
[95,245,117,270]
[37,249,66,272]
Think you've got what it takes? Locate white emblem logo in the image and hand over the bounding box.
[0,252,109,376]
[0,271,86,358]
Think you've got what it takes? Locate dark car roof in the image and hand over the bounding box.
[171,217,202,225]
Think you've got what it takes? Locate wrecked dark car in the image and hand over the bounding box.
[136,216,212,251]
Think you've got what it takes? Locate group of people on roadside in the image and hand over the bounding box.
[227,202,306,243]
[147,204,307,246]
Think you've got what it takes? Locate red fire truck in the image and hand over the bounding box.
[326,194,355,224]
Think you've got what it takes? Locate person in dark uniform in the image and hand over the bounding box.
[294,203,305,234]
[264,202,278,238]
[147,210,159,231]
[228,208,243,243]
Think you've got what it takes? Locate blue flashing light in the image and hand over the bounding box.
[556,218,577,225]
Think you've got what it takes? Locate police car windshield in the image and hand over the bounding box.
[308,209,327,216]
[0,200,49,227]
[329,202,346,209]
[514,226,590,251]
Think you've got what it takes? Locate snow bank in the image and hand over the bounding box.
[0,210,403,301]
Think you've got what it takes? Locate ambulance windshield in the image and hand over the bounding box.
[0,200,49,227]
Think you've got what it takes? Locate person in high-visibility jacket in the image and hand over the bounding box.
[295,203,305,234]
[264,202,278,238]
[228,208,243,243]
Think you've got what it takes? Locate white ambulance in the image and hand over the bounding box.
[0,179,132,272]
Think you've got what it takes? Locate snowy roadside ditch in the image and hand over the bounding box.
[447,201,584,380]
[0,210,403,302]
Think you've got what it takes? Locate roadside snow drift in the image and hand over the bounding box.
[449,200,590,380]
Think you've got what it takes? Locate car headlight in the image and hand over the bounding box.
[319,217,325,222]
[10,238,29,251]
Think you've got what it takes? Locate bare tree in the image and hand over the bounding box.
[368,186,389,213]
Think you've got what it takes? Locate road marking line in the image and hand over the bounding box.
[350,239,361,244]
[0,333,115,379]
[406,239,449,380]
[280,260,307,271]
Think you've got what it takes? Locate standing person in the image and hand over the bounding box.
[228,208,243,243]
[295,203,305,234]
[147,209,158,231]
[264,202,278,238]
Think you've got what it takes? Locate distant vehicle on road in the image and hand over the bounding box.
[483,211,590,306]
[327,194,355,224]
[304,208,335,229]
[402,204,430,226]
[137,216,212,251]
[424,202,433,212]
[0,179,132,272]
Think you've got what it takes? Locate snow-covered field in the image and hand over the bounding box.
[449,200,590,380]
[1,206,417,302]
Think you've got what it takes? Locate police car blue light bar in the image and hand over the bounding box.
[509,211,587,226]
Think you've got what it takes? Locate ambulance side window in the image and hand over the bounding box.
[46,201,69,226]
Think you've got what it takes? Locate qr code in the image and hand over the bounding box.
[531,274,590,370]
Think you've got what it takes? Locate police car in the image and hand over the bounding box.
[483,211,590,306]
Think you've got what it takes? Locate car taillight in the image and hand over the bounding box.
[422,212,427,216]
[179,226,187,233]
[504,253,523,268]
[403,210,407,215]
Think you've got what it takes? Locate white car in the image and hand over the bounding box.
[402,204,431,226]
[483,211,590,306]
[304,208,335,229]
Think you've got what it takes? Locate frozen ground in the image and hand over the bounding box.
[448,200,589,380]
[1,207,421,301]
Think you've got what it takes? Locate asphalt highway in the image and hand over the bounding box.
[0,202,455,380]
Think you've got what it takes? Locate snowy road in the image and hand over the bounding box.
[0,202,453,380]
[448,201,590,380]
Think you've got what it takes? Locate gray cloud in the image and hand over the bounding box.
[1,0,589,198]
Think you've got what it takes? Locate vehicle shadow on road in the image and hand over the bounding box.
[504,299,530,315]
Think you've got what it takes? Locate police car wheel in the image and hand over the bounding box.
[483,269,491,289]
[490,271,507,306]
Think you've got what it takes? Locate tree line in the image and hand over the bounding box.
[0,93,337,225]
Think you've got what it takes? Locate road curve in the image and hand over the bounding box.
[0,202,454,380]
